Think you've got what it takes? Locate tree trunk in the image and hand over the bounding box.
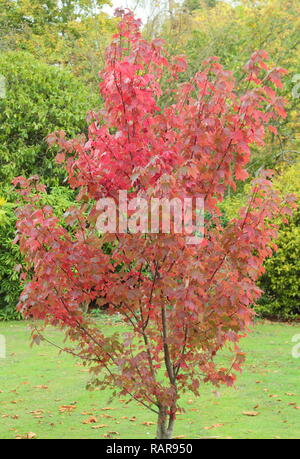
[156,407,175,439]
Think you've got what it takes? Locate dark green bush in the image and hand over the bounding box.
[0,52,98,320]
[0,51,98,188]
[0,198,23,320]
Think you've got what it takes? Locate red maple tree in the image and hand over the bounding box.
[14,9,295,438]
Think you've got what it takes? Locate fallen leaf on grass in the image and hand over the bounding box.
[242,411,259,416]
[101,407,115,411]
[16,432,36,439]
[91,424,107,429]
[142,421,155,426]
[130,417,137,422]
[173,436,185,439]
[82,416,98,424]
[34,385,48,390]
[285,393,296,396]
[59,405,76,413]
[204,423,224,430]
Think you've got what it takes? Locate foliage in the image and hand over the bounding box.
[0,51,98,188]
[0,198,23,321]
[0,188,76,321]
[0,0,116,88]
[161,0,300,174]
[221,160,300,319]
[0,0,109,46]
[14,10,295,439]
[0,51,95,320]
[60,13,117,87]
[257,160,300,319]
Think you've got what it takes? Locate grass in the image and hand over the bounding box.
[0,318,300,439]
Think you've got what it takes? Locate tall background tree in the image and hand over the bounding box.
[0,0,116,87]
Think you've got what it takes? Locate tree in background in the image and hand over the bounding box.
[14,10,295,438]
[159,0,300,173]
[184,0,216,11]
[0,0,116,87]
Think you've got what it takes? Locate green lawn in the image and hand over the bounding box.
[0,319,300,439]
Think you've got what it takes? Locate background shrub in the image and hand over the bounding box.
[221,161,300,320]
[0,198,23,320]
[0,51,98,189]
[257,161,300,320]
[0,52,98,320]
[0,188,76,320]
